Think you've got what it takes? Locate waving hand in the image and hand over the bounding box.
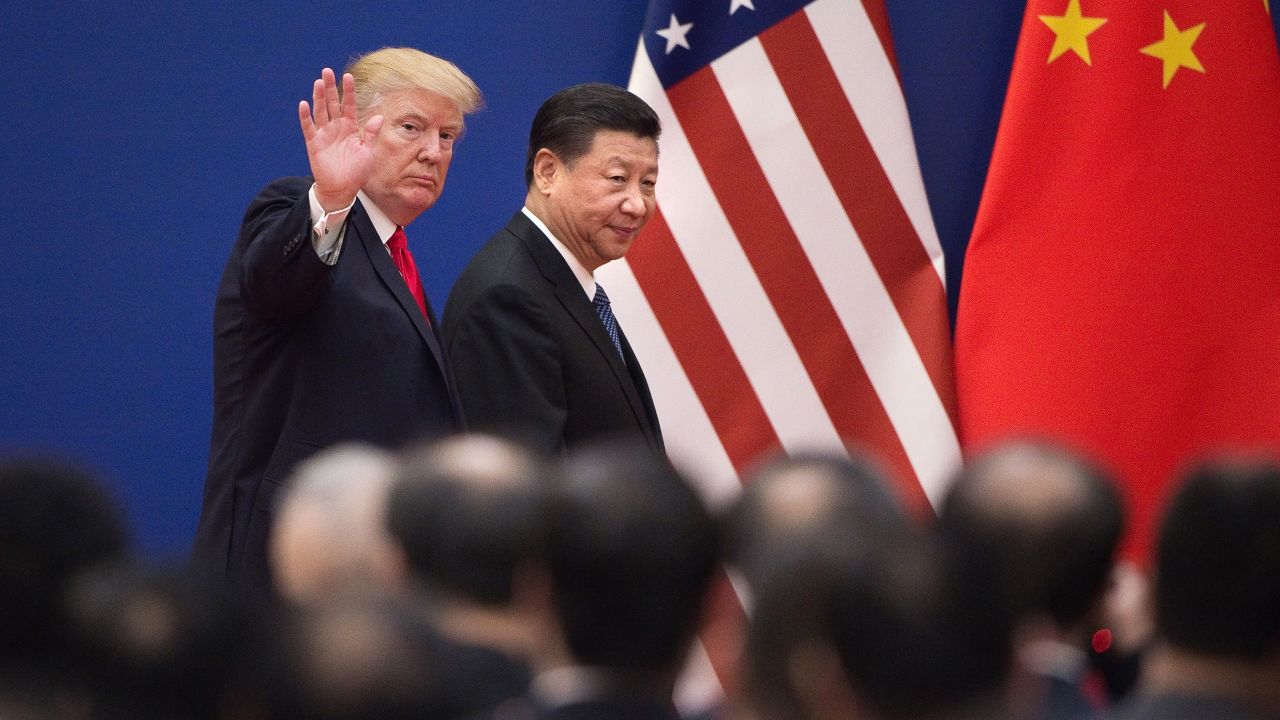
[298,68,385,213]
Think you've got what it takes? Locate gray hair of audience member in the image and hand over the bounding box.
[264,595,462,720]
[938,439,1124,631]
[1156,453,1280,661]
[548,439,717,674]
[269,444,400,602]
[385,434,549,606]
[723,450,906,591]
[344,46,483,122]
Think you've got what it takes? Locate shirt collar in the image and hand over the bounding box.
[522,206,595,300]
[358,190,398,244]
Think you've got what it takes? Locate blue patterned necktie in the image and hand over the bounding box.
[593,282,625,361]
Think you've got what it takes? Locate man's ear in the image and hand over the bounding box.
[532,148,560,195]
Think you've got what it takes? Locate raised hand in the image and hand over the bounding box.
[297,68,385,213]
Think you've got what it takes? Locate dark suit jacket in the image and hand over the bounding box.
[443,211,662,455]
[192,176,462,588]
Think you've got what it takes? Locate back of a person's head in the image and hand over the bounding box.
[1156,455,1280,661]
[744,521,900,720]
[725,450,905,590]
[386,434,549,607]
[270,444,400,602]
[939,440,1123,630]
[0,459,127,665]
[64,565,259,720]
[265,595,463,720]
[827,534,1014,720]
[548,440,717,673]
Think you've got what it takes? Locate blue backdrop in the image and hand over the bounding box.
[3,3,1275,557]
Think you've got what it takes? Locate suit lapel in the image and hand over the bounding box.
[509,213,658,443]
[350,205,452,387]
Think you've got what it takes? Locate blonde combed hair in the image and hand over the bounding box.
[345,47,483,122]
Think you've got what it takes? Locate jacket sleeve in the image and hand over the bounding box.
[237,176,333,322]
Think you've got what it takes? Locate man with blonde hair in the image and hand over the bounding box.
[193,47,482,590]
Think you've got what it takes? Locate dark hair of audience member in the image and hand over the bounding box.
[63,565,260,720]
[386,436,550,606]
[0,459,128,671]
[828,534,1014,720]
[1155,455,1280,660]
[548,440,717,673]
[723,450,906,591]
[524,82,661,187]
[938,440,1124,630]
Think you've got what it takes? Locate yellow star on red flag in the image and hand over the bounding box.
[1039,0,1108,65]
[1139,11,1206,88]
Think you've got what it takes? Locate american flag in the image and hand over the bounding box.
[594,0,961,706]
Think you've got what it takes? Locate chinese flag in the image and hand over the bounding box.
[955,1,1280,560]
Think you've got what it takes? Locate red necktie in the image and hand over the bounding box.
[387,227,429,322]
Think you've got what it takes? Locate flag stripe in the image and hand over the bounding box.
[625,210,782,474]
[760,12,958,426]
[667,65,929,510]
[627,44,846,455]
[594,258,743,512]
[857,0,901,73]
[711,37,956,509]
[806,0,946,285]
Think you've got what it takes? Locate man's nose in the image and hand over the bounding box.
[620,184,646,217]
[416,132,443,163]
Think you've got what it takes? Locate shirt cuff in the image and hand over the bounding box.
[309,184,355,264]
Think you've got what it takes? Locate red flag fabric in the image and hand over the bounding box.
[956,0,1280,560]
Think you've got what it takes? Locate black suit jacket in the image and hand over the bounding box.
[192,176,462,588]
[443,211,662,455]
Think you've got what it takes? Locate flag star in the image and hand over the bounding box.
[1038,0,1108,65]
[1139,11,1206,89]
[730,0,755,14]
[655,13,694,54]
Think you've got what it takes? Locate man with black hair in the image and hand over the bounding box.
[533,440,717,720]
[0,459,128,716]
[726,452,906,720]
[385,433,555,704]
[1113,455,1280,720]
[444,83,663,454]
[938,440,1125,720]
[723,450,905,591]
[749,527,1016,720]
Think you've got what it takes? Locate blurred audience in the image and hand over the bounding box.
[0,458,128,718]
[722,451,906,594]
[533,440,718,720]
[63,565,260,720]
[386,434,556,716]
[264,594,483,720]
[939,440,1125,720]
[11,437,1280,720]
[269,443,404,602]
[749,527,1016,720]
[727,451,906,720]
[1113,455,1280,720]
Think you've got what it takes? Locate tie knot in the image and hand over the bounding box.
[387,227,408,252]
[593,283,610,308]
